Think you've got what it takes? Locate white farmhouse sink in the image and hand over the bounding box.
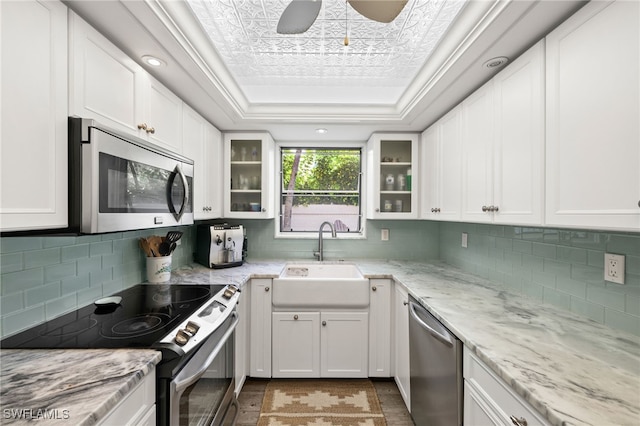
[272,263,369,308]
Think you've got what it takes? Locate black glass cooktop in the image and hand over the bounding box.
[1,284,222,349]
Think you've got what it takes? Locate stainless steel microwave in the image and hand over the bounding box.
[68,117,193,234]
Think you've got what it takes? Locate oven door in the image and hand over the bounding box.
[166,312,238,426]
[79,120,193,233]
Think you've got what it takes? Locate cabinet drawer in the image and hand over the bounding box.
[463,348,549,426]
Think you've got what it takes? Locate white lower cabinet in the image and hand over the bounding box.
[368,279,392,377]
[249,279,272,378]
[98,371,155,426]
[393,284,410,411]
[463,347,549,426]
[234,285,248,396]
[272,311,369,378]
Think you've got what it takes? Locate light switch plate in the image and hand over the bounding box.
[461,232,468,248]
[381,229,389,241]
[604,253,625,285]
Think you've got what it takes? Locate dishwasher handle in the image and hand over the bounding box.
[409,301,453,347]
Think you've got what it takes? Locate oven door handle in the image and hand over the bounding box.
[174,312,238,394]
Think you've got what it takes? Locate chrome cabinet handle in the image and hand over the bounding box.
[372,286,377,292]
[510,416,528,426]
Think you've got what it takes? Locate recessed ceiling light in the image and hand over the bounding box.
[483,57,509,69]
[142,55,166,67]
[315,128,328,134]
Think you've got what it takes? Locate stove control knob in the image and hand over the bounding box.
[185,321,200,336]
[175,329,191,346]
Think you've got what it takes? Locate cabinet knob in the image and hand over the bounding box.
[482,205,489,212]
[265,287,270,292]
[431,208,435,213]
[262,208,266,212]
[146,126,155,134]
[294,314,299,320]
[372,286,377,292]
[137,123,148,131]
[510,416,528,426]
[403,301,408,306]
[493,205,499,212]
[375,208,380,212]
[322,321,326,326]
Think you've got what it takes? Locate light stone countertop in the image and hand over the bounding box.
[1,259,637,426]
[0,349,160,425]
[173,259,640,426]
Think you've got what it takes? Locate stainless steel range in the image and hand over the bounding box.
[1,283,240,426]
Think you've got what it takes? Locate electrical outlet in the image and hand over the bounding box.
[604,253,625,285]
[381,229,389,241]
[461,232,468,248]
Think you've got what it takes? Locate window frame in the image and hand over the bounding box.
[274,140,367,239]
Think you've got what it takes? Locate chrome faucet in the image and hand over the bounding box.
[314,221,336,261]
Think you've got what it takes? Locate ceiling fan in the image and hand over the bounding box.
[276,0,408,34]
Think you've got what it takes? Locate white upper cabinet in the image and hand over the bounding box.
[223,132,275,218]
[182,104,222,220]
[421,106,463,221]
[367,133,419,219]
[461,40,545,225]
[545,0,639,231]
[69,11,145,136]
[461,80,494,223]
[1,0,69,231]
[69,12,183,152]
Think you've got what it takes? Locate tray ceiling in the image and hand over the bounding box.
[186,0,466,104]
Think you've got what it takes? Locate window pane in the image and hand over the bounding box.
[280,148,361,233]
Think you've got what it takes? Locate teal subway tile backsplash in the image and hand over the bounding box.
[0,226,194,338]
[439,222,640,336]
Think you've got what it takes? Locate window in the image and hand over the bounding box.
[279,147,362,234]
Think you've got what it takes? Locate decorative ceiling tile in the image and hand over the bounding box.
[186,0,465,102]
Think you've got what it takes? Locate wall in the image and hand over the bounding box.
[239,219,440,261]
[0,226,194,338]
[439,222,640,336]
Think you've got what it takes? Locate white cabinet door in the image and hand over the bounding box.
[461,81,494,223]
[224,132,275,218]
[69,11,145,136]
[367,133,419,219]
[144,76,183,152]
[1,0,68,231]
[183,104,222,219]
[234,285,248,396]
[368,279,391,377]
[250,279,272,378]
[464,347,549,426]
[393,284,410,411]
[320,312,368,378]
[492,40,544,225]
[272,312,320,378]
[545,0,640,231]
[420,126,439,219]
[421,106,463,220]
[97,371,155,426]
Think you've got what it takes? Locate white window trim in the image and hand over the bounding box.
[274,140,368,240]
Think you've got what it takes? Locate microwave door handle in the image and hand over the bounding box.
[173,313,239,394]
[168,164,189,222]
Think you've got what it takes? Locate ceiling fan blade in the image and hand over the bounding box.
[347,0,408,23]
[277,0,323,34]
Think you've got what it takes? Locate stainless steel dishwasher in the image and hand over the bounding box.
[409,295,462,426]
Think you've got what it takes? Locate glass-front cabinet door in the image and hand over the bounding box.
[223,132,274,218]
[367,133,419,219]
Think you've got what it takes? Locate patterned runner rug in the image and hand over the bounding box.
[257,379,386,426]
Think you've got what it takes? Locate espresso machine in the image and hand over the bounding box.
[195,224,245,269]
